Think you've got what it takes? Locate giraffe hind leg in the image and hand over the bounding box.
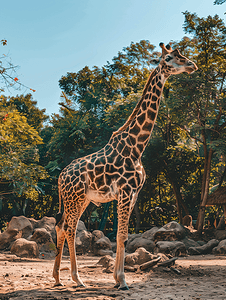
[53,213,65,286]
[65,214,85,287]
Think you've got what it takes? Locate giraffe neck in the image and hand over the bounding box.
[110,65,167,159]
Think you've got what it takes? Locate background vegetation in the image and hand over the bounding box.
[0,12,226,233]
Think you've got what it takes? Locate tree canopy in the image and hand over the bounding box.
[1,12,226,233]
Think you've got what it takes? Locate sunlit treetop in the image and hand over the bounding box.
[0,39,36,93]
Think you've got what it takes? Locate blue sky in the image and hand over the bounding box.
[1,0,225,116]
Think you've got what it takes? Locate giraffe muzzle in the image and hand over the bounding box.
[186,61,198,74]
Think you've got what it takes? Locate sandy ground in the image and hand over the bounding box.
[0,253,226,300]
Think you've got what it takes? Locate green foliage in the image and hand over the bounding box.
[1,19,226,232]
[214,0,226,4]
[0,96,48,224]
[1,94,48,131]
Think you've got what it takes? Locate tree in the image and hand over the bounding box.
[167,12,226,230]
[1,94,48,131]
[214,0,226,4]
[0,39,35,93]
[0,100,47,222]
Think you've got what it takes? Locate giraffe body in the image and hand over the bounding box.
[53,43,198,290]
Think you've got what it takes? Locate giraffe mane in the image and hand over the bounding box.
[111,68,156,138]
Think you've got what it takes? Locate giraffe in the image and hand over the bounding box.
[53,43,198,290]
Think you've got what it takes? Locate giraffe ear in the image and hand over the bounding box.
[166,44,172,51]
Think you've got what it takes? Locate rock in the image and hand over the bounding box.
[142,227,159,240]
[10,238,39,258]
[28,218,38,229]
[188,239,219,255]
[126,236,155,253]
[0,229,22,250]
[75,230,92,254]
[197,240,206,246]
[182,215,193,227]
[111,241,117,252]
[155,241,186,256]
[77,220,87,232]
[30,228,56,255]
[154,221,186,242]
[7,216,33,239]
[126,234,141,252]
[181,237,200,249]
[212,239,226,255]
[125,247,157,266]
[97,255,115,272]
[92,230,105,243]
[93,236,112,255]
[34,217,56,243]
[96,249,114,256]
[91,230,112,256]
[215,230,226,241]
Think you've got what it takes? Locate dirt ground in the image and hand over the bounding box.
[0,253,226,300]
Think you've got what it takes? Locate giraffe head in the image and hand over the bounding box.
[152,42,198,76]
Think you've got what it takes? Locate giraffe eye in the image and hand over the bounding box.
[165,56,173,62]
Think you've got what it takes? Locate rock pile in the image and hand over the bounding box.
[0,215,113,259]
[2,216,226,259]
[126,220,226,257]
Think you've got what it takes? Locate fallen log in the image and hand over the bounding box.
[140,256,161,271]
[124,265,137,272]
[170,267,181,274]
[157,257,178,267]
[60,267,69,271]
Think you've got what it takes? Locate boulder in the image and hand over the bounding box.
[154,221,186,242]
[7,216,33,239]
[28,218,38,229]
[97,255,115,273]
[111,241,117,252]
[212,239,226,255]
[181,237,200,249]
[0,229,22,250]
[30,228,56,255]
[125,247,157,266]
[142,227,159,240]
[96,249,114,256]
[75,230,92,254]
[215,230,226,241]
[93,236,112,255]
[126,236,155,253]
[188,239,219,255]
[10,238,39,258]
[34,216,56,243]
[126,234,141,251]
[77,220,87,232]
[92,230,105,243]
[155,241,186,256]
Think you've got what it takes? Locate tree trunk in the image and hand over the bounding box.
[196,147,213,231]
[134,202,141,233]
[170,179,183,224]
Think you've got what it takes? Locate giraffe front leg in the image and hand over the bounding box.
[53,224,65,286]
[65,218,85,287]
[113,204,131,290]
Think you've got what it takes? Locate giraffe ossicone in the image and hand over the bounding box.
[53,43,198,290]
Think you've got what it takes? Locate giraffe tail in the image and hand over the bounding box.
[56,174,64,226]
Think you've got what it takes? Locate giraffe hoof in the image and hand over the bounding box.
[114,283,120,288]
[77,283,86,288]
[119,285,129,290]
[54,282,64,287]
